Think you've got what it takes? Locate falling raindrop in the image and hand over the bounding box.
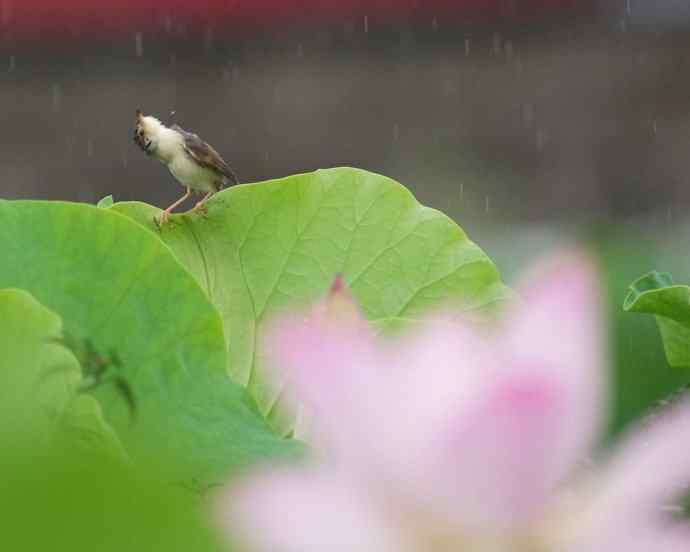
[620,19,627,32]
[492,32,502,56]
[135,32,143,57]
[297,43,304,57]
[66,136,75,159]
[432,16,438,31]
[505,41,514,61]
[522,103,534,125]
[364,15,368,33]
[392,124,399,141]
[485,196,490,213]
[536,128,547,150]
[652,119,658,135]
[459,182,464,200]
[464,38,471,56]
[8,55,15,72]
[625,0,631,16]
[87,139,94,157]
[163,14,172,33]
[169,53,177,67]
[264,151,270,161]
[51,84,62,112]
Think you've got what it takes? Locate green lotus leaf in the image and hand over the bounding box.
[624,271,690,367]
[113,167,512,431]
[0,201,300,487]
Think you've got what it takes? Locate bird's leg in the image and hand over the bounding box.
[159,187,191,224]
[194,191,214,213]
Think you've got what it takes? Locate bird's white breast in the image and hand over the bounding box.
[168,153,217,192]
[156,128,216,193]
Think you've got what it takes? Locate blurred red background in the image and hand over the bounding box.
[5,0,601,43]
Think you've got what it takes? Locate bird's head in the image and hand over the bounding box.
[133,109,165,156]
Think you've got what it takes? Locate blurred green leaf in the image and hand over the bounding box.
[624,271,690,368]
[1,450,224,552]
[59,394,130,461]
[97,194,114,208]
[0,288,80,443]
[113,167,512,432]
[0,201,300,488]
[0,288,125,459]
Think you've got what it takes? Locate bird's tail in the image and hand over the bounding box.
[222,167,239,189]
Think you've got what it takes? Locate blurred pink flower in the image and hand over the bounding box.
[219,251,690,551]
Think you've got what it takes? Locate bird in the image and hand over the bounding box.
[133,109,238,224]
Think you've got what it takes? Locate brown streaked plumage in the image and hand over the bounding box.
[171,124,239,189]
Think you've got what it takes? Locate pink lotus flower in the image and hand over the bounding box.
[218,251,690,551]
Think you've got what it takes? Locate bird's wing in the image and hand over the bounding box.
[173,125,239,186]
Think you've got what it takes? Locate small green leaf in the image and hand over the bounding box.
[96,194,114,208]
[114,167,512,432]
[624,271,690,367]
[0,201,301,487]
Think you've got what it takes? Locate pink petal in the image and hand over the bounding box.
[219,468,412,552]
[505,249,608,486]
[353,317,564,529]
[583,396,690,533]
[403,362,570,530]
[259,251,609,535]
[371,250,608,530]
[365,317,490,480]
[261,277,381,455]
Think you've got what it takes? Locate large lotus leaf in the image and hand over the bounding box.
[0,201,300,487]
[112,167,512,429]
[624,271,690,368]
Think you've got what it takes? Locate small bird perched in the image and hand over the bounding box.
[133,109,238,224]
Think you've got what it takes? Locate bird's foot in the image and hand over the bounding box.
[157,210,171,226]
[194,201,208,215]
